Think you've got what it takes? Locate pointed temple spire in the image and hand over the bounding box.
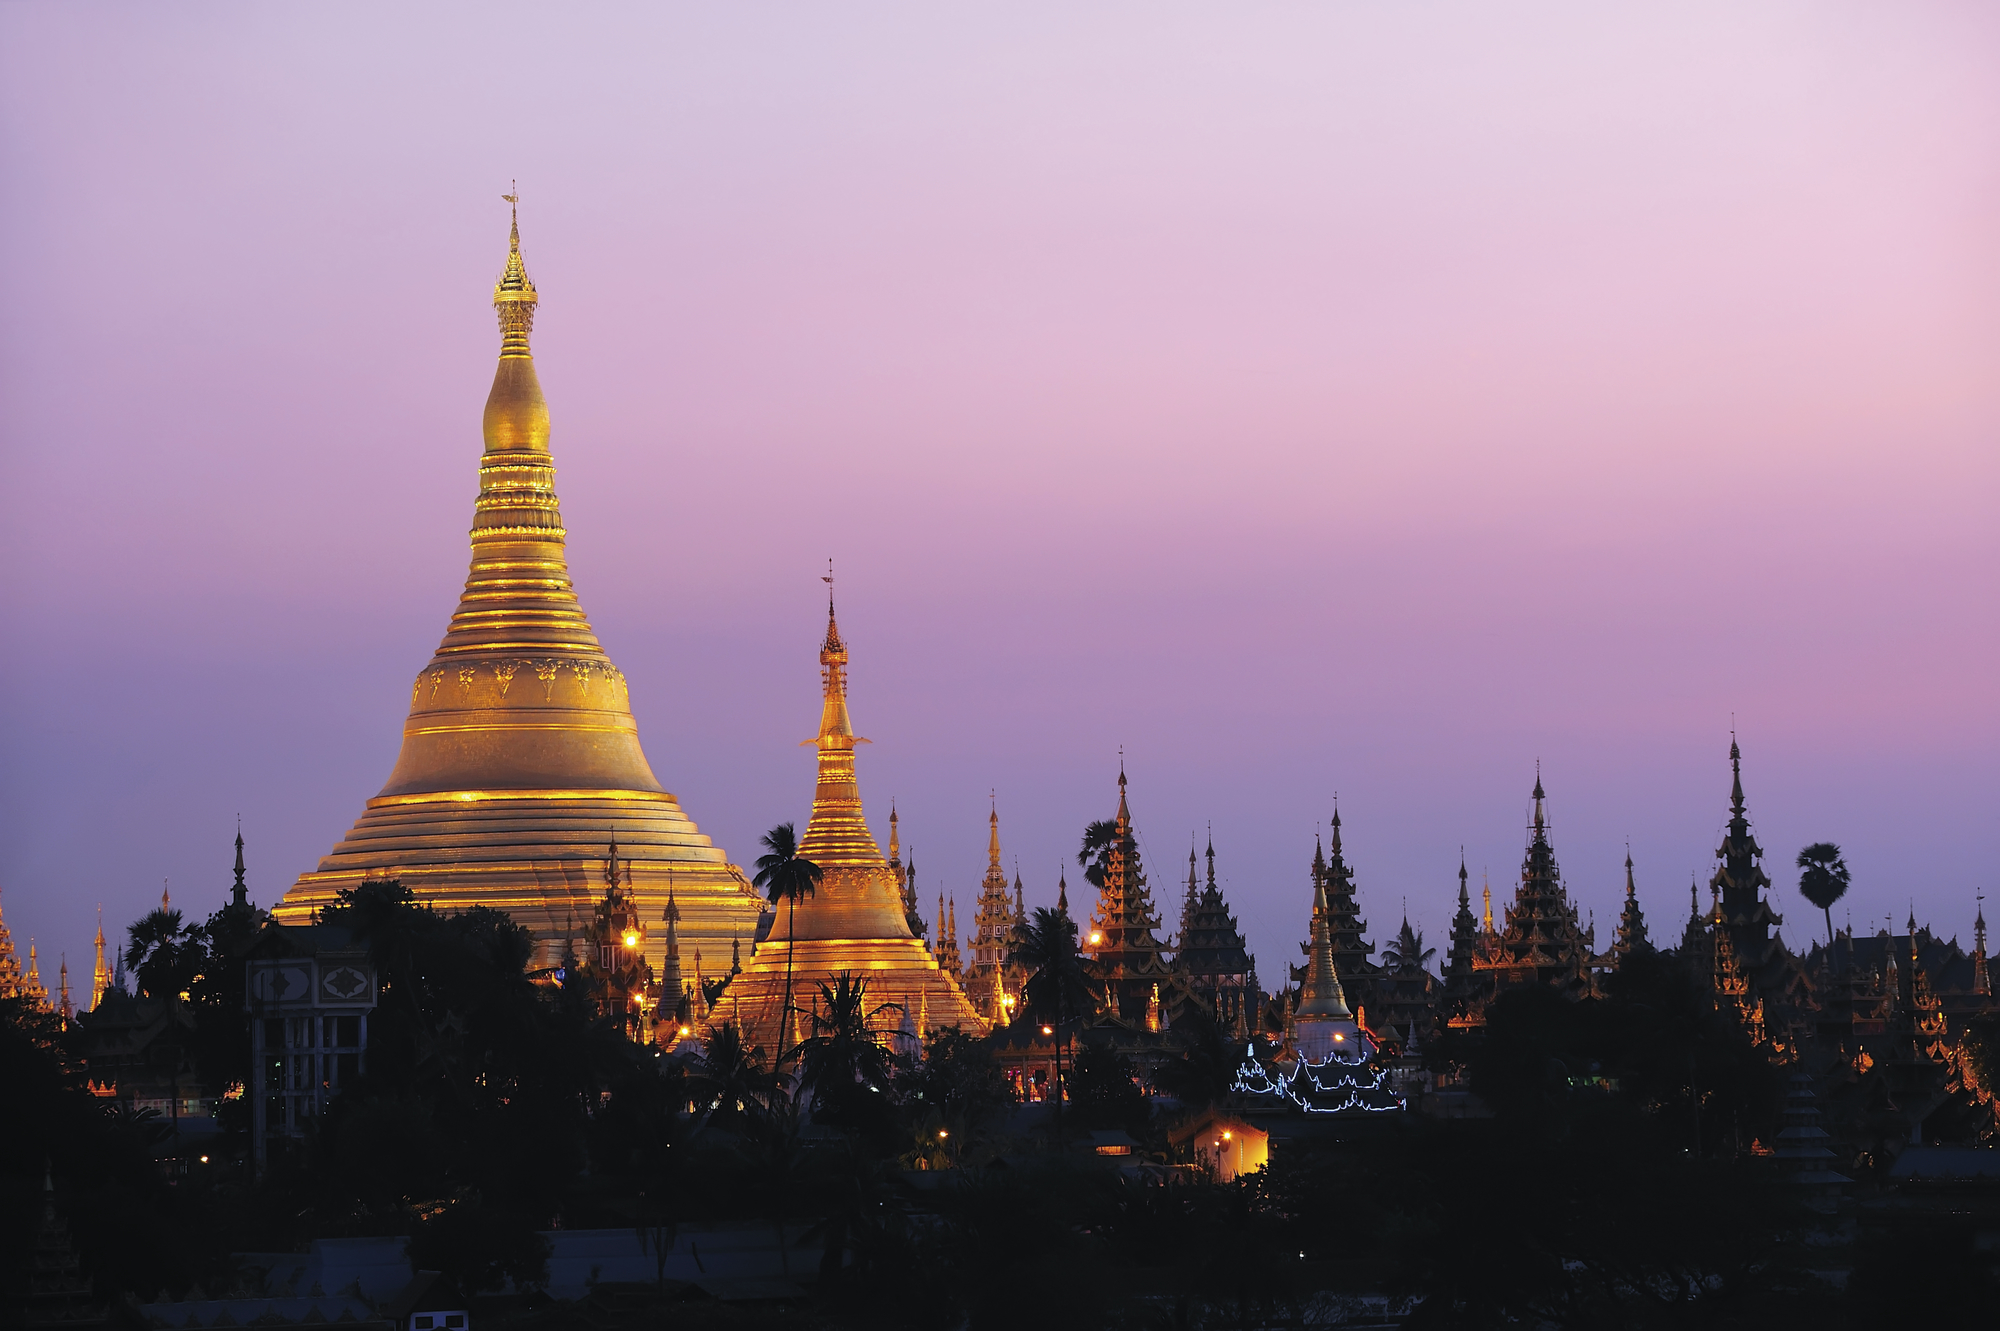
[967,801,1023,1024]
[231,829,249,909]
[1709,735,1782,1005]
[0,887,46,1008]
[90,910,111,1013]
[1171,832,1253,1029]
[1975,895,1990,997]
[279,198,764,972]
[1462,771,1594,1013]
[1613,846,1650,964]
[703,588,980,1050]
[1294,873,1354,1022]
[1085,766,1178,1023]
[1444,851,1481,1029]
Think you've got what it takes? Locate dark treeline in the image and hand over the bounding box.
[7,881,1996,1328]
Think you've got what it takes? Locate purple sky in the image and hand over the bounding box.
[3,4,1996,990]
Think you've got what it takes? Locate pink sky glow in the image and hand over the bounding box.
[2,3,1996,982]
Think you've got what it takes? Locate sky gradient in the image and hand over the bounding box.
[3,3,1996,988]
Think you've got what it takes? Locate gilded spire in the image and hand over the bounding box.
[1295,873,1352,1019]
[988,803,1002,870]
[495,185,538,355]
[796,567,889,874]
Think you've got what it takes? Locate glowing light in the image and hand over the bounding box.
[623,932,639,947]
[1088,932,1103,945]
[1221,1131,1231,1140]
[678,1026,690,1037]
[938,1129,949,1139]
[1041,1024,1053,1036]
[1333,1033,1345,1041]
[198,1155,210,1164]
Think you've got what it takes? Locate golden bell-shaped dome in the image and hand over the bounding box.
[280,202,765,966]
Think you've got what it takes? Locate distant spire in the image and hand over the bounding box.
[1481,871,1493,934]
[161,880,171,912]
[988,801,1002,870]
[1056,866,1070,917]
[1531,764,1546,833]
[231,827,249,909]
[1330,801,1344,856]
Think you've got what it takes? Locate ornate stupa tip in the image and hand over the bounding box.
[482,190,551,453]
[494,184,539,355]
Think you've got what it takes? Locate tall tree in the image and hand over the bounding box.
[1078,820,1119,890]
[1795,843,1851,948]
[753,822,823,1063]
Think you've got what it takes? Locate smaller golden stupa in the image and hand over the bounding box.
[708,588,982,1054]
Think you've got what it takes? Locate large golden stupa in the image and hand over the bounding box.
[706,595,982,1053]
[276,204,767,968]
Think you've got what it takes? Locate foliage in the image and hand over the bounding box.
[792,973,905,1147]
[1078,819,1120,890]
[407,1199,551,1294]
[1796,842,1851,947]
[902,1025,1012,1128]
[1011,906,1092,1027]
[752,820,823,1059]
[1066,1042,1146,1131]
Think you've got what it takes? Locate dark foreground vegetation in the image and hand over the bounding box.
[6,880,1995,1328]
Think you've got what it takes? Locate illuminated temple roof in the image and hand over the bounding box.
[704,592,981,1056]
[276,202,766,970]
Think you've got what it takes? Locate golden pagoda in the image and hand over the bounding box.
[276,199,766,971]
[708,589,982,1054]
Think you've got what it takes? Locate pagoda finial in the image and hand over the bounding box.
[161,880,171,913]
[989,800,1001,870]
[1205,827,1217,890]
[493,184,539,359]
[1481,871,1493,933]
[1532,764,1546,831]
[1458,851,1470,907]
[1330,799,1343,856]
[1729,733,1746,820]
[1625,843,1636,900]
[1056,866,1070,917]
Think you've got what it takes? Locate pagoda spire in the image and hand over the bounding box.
[1056,867,1071,918]
[91,911,110,1012]
[1295,874,1353,1021]
[660,879,684,1008]
[231,828,249,909]
[794,573,888,874]
[1975,895,1990,997]
[1614,847,1650,963]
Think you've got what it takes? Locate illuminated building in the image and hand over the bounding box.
[703,591,981,1055]
[1230,868,1400,1115]
[0,887,50,1008]
[578,833,655,1039]
[964,806,1028,1025]
[1463,772,1595,1013]
[1085,770,1182,1023]
[276,205,766,973]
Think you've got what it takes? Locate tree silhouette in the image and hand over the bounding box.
[753,822,822,1061]
[1795,843,1850,948]
[1078,820,1119,889]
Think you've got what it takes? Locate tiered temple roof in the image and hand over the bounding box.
[1469,773,1594,1004]
[1613,850,1650,963]
[277,206,767,972]
[0,888,49,1009]
[1172,836,1255,1029]
[1710,738,1786,994]
[1317,809,1377,1002]
[1443,856,1481,1029]
[1085,770,1180,1023]
[965,807,1025,1025]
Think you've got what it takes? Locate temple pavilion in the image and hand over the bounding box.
[276,207,767,973]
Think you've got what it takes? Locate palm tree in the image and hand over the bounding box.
[1009,906,1092,1145]
[1078,820,1119,889]
[790,972,904,1112]
[753,822,823,1058]
[690,1020,776,1132]
[1382,920,1435,973]
[1796,843,1851,948]
[125,907,196,1000]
